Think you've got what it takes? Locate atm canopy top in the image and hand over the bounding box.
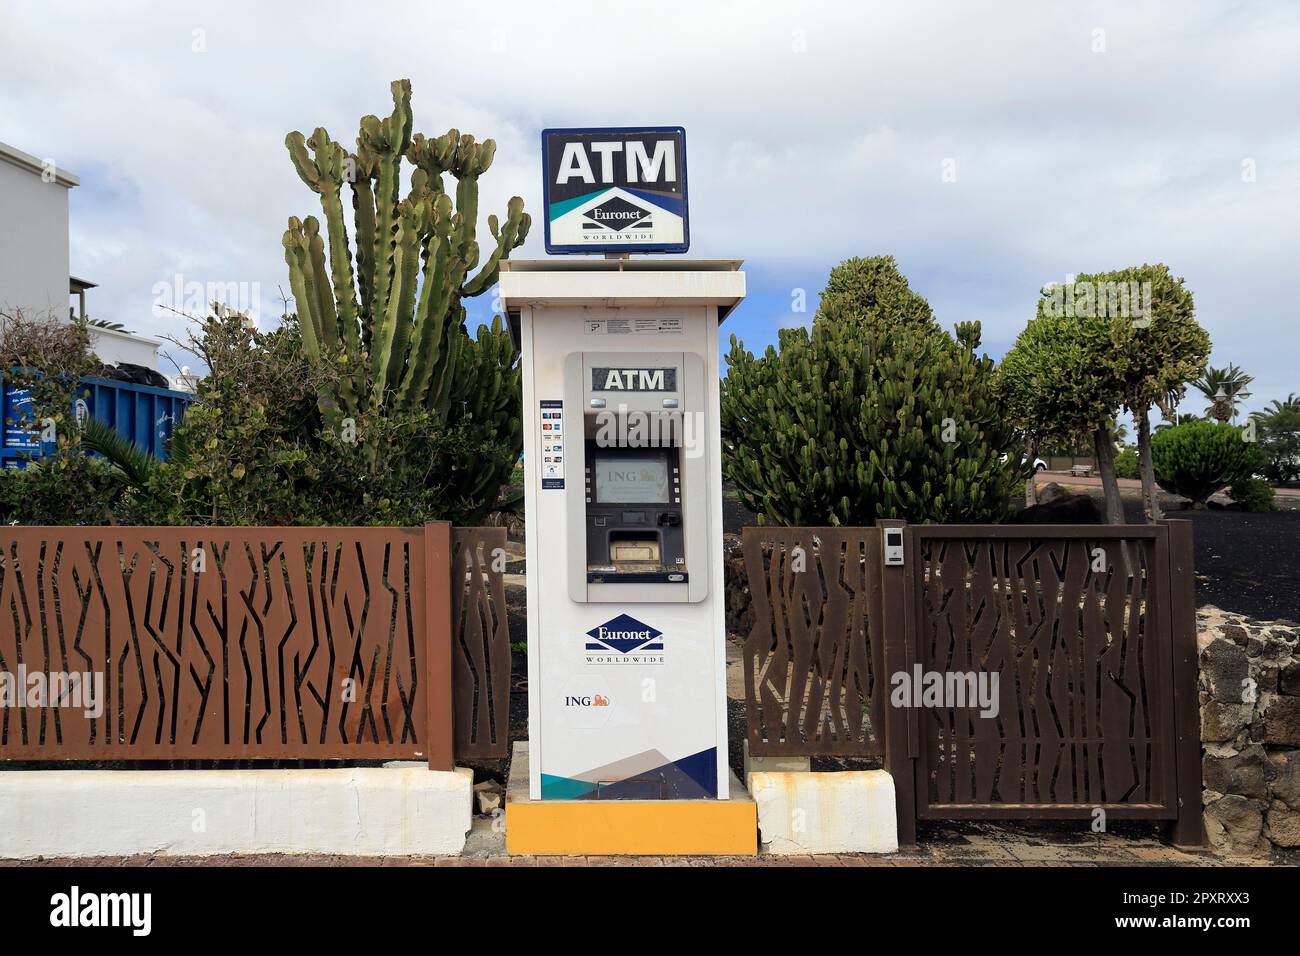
[499,259,746,320]
[501,259,742,273]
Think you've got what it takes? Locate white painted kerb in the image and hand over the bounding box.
[0,765,473,859]
[750,769,899,855]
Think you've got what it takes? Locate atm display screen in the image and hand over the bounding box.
[593,455,670,504]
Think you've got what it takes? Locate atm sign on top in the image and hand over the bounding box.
[542,127,689,255]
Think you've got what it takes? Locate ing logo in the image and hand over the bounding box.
[564,694,610,707]
[561,687,615,729]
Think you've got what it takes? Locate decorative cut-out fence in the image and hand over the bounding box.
[741,520,1203,846]
[742,527,887,759]
[4,516,1203,846]
[0,524,511,769]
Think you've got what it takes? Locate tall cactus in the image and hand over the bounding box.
[283,79,530,443]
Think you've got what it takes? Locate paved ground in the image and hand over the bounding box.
[7,817,1290,867]
[0,846,1269,867]
[1036,471,1300,501]
[1034,468,1300,502]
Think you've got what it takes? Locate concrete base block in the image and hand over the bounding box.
[0,764,473,859]
[750,770,898,854]
[743,739,810,777]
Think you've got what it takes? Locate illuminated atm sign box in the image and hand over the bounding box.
[541,127,689,254]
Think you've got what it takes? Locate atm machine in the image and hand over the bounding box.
[501,259,745,802]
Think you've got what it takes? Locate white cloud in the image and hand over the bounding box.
[0,0,1296,409]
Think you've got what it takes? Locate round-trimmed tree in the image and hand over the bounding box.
[998,300,1128,520]
[999,265,1208,524]
[1152,420,1264,507]
[1091,264,1209,521]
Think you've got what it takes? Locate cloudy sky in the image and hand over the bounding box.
[2,0,1297,414]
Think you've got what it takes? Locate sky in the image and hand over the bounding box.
[1,0,1297,416]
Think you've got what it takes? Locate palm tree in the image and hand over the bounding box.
[1250,394,1300,482]
[1193,364,1253,422]
[80,416,164,485]
[69,309,127,332]
[1154,410,1201,431]
[1251,394,1300,419]
[1109,416,1129,446]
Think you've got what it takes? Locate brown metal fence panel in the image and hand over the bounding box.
[741,527,885,757]
[0,525,449,764]
[450,527,512,760]
[908,525,1176,819]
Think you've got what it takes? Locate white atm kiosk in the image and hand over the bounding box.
[501,259,745,801]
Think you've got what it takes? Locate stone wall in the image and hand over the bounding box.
[1198,606,1300,854]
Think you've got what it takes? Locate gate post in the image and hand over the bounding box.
[424,521,455,771]
[877,519,918,848]
[1163,519,1207,847]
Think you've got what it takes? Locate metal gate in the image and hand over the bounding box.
[909,526,1179,820]
[741,520,1203,846]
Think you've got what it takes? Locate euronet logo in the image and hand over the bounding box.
[0,668,103,718]
[50,886,151,936]
[585,613,665,665]
[583,196,651,232]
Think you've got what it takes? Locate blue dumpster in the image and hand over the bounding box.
[1,370,193,468]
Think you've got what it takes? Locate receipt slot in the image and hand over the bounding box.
[501,259,745,801]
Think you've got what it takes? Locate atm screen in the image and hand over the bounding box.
[593,455,670,504]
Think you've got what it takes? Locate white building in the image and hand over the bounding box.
[0,140,162,371]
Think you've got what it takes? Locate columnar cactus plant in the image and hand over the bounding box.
[721,257,1021,525]
[283,79,530,438]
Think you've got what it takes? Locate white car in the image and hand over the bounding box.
[1000,453,1048,472]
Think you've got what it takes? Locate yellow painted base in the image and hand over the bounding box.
[504,743,757,856]
[507,795,757,856]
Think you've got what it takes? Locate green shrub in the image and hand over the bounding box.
[1114,446,1140,480]
[0,308,123,524]
[0,454,122,525]
[106,311,519,527]
[721,257,1020,525]
[1228,477,1275,512]
[1151,420,1264,507]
